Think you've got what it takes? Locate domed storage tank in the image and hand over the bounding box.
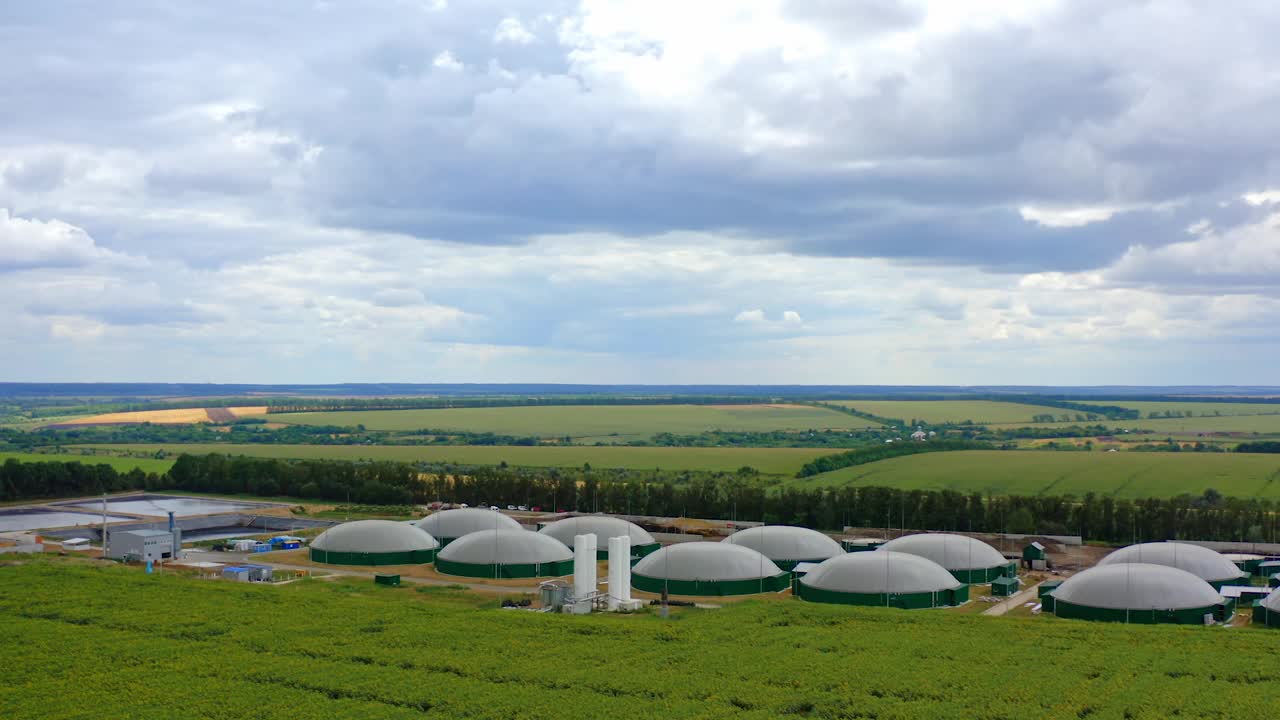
[434,529,573,579]
[877,533,1015,583]
[310,520,439,566]
[1097,542,1249,589]
[537,516,659,559]
[631,542,790,596]
[415,508,522,546]
[1254,589,1280,628]
[1048,563,1231,624]
[796,551,969,609]
[721,526,844,570]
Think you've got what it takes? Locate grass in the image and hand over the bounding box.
[829,400,1064,424]
[0,451,174,475]
[2,557,1277,719]
[67,443,835,476]
[797,450,1280,499]
[270,403,867,441]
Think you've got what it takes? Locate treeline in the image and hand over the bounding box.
[6,424,546,449]
[265,395,771,414]
[808,401,904,427]
[6,455,1280,544]
[994,396,1140,420]
[796,440,996,477]
[648,429,885,449]
[1238,441,1280,453]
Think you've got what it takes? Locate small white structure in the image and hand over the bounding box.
[61,538,92,552]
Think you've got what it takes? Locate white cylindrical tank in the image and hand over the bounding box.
[573,533,597,611]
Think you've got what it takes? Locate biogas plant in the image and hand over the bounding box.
[294,509,1280,625]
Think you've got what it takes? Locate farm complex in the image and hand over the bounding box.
[5,384,1280,718]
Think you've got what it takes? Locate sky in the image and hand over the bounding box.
[2,0,1279,385]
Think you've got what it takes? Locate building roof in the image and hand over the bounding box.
[1097,542,1246,583]
[1050,563,1223,611]
[311,519,439,554]
[119,529,175,538]
[436,529,571,566]
[721,526,844,562]
[632,542,784,582]
[1221,553,1266,562]
[1028,542,1045,550]
[537,516,655,548]
[877,533,1007,571]
[415,508,521,539]
[799,551,961,595]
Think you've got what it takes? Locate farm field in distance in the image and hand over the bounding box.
[270,403,867,441]
[68,443,834,476]
[799,450,1280,499]
[2,559,1277,720]
[0,451,174,475]
[829,400,1066,424]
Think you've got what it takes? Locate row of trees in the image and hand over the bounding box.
[6,454,1280,544]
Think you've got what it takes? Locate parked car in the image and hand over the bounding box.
[506,505,516,510]
[489,505,500,511]
[517,505,528,511]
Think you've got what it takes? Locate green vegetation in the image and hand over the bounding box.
[0,451,173,475]
[991,414,1280,434]
[830,400,1059,424]
[271,404,864,441]
[71,443,832,476]
[800,449,1280,499]
[796,439,994,477]
[1095,400,1280,417]
[2,559,1278,719]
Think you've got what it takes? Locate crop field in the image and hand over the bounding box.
[0,451,174,475]
[67,443,832,476]
[830,400,1060,424]
[2,559,1277,719]
[797,450,1280,499]
[49,406,268,426]
[271,403,867,441]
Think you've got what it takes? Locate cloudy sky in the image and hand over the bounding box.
[2,1,1279,385]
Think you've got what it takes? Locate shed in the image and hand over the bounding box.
[1257,560,1280,578]
[990,576,1020,596]
[1022,542,1047,570]
[375,574,401,587]
[222,566,250,582]
[62,538,92,552]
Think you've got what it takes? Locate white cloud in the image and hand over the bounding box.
[1243,190,1280,206]
[0,209,137,271]
[432,51,463,71]
[493,17,535,45]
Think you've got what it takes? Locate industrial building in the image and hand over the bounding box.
[434,529,574,578]
[795,551,969,609]
[630,542,790,596]
[537,516,660,559]
[107,529,174,563]
[415,508,522,546]
[309,520,439,565]
[1046,563,1232,624]
[721,525,845,570]
[1097,542,1249,589]
[878,533,1016,583]
[1253,589,1280,627]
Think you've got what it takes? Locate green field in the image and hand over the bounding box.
[69,443,833,476]
[0,451,174,475]
[3,559,1277,719]
[830,400,1062,424]
[271,403,866,441]
[799,450,1280,499]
